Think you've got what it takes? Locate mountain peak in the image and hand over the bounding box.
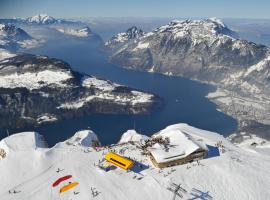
[155,18,237,39]
[0,23,32,40]
[0,23,18,32]
[27,14,57,24]
[105,26,145,48]
[125,26,144,39]
[207,17,226,27]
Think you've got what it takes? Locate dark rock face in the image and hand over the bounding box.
[0,54,161,130]
[125,26,144,40]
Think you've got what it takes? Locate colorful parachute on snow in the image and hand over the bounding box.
[52,175,72,187]
[60,182,79,193]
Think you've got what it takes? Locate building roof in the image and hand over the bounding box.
[148,126,208,164]
[105,152,134,170]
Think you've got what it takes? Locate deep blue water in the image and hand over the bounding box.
[19,36,237,146]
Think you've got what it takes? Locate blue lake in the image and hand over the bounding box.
[21,36,237,146]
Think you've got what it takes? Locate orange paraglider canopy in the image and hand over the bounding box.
[60,182,79,193]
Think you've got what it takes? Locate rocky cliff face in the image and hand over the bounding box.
[0,53,160,130]
[106,18,270,135]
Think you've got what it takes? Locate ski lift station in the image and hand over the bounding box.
[105,152,134,170]
[147,127,208,168]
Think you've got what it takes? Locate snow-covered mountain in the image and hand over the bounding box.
[56,26,102,41]
[0,23,31,40]
[24,14,82,25]
[106,18,270,136]
[108,18,265,74]
[0,53,160,130]
[26,14,59,25]
[0,14,80,26]
[56,26,92,37]
[104,26,145,52]
[0,123,269,200]
[0,23,40,50]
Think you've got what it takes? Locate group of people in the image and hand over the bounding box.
[8,189,21,194]
[90,187,100,198]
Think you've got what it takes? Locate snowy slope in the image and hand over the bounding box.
[0,123,269,200]
[0,69,73,90]
[0,132,47,152]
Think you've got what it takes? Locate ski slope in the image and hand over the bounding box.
[0,124,269,200]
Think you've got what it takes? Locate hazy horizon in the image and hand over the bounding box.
[1,0,270,20]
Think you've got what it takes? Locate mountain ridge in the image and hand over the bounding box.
[0,52,160,131]
[105,18,270,136]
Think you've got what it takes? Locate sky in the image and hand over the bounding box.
[0,0,270,19]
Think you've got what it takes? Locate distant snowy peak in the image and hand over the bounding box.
[56,26,94,38]
[0,23,32,40]
[26,14,58,24]
[105,26,145,47]
[155,17,238,40]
